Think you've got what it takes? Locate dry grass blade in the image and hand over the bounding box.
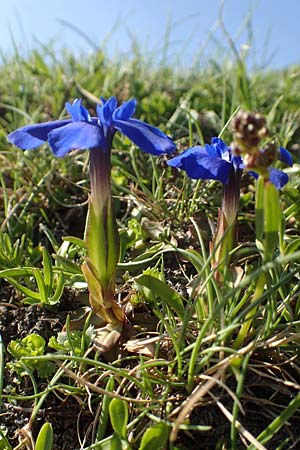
[58,364,156,404]
[169,369,225,442]
[209,392,268,450]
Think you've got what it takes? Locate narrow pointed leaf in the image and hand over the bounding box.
[96,376,115,441]
[33,268,48,304]
[264,180,281,256]
[6,277,41,300]
[135,274,185,319]
[48,271,65,304]
[255,175,264,242]
[42,247,53,296]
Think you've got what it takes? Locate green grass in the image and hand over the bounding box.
[0,20,300,450]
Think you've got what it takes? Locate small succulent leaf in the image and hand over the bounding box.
[36,361,56,378]
[109,398,128,439]
[138,423,169,450]
[35,422,53,450]
[110,433,123,450]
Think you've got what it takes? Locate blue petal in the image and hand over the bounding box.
[7,120,71,150]
[248,171,258,180]
[97,96,117,127]
[48,122,106,157]
[279,147,293,166]
[204,143,219,158]
[167,146,231,183]
[232,155,243,169]
[113,99,137,121]
[113,118,176,155]
[211,137,230,160]
[66,99,91,122]
[269,168,289,189]
[249,169,289,189]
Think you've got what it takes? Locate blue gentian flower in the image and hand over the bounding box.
[8,97,176,329]
[8,96,176,157]
[167,137,292,189]
[167,137,241,184]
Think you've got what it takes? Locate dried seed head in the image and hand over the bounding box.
[231,111,269,150]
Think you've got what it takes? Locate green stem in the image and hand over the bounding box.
[233,271,266,348]
[29,363,71,426]
[230,353,250,449]
[248,392,300,449]
[212,167,241,275]
[84,147,121,323]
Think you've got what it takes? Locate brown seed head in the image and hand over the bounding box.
[231,111,269,150]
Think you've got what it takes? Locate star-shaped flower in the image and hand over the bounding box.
[8,96,176,157]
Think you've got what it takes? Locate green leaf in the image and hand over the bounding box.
[48,271,65,305]
[177,248,204,273]
[62,236,87,249]
[33,268,48,304]
[8,333,45,359]
[48,331,84,356]
[35,422,53,450]
[139,423,169,450]
[36,361,56,378]
[53,255,82,274]
[87,200,113,283]
[0,425,12,450]
[255,175,264,242]
[109,398,128,439]
[42,247,53,296]
[81,259,104,305]
[7,333,56,378]
[5,277,41,300]
[110,433,123,450]
[264,180,281,256]
[135,274,185,319]
[285,237,300,254]
[0,267,34,277]
[96,376,115,441]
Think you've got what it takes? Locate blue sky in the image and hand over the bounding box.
[0,0,299,69]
